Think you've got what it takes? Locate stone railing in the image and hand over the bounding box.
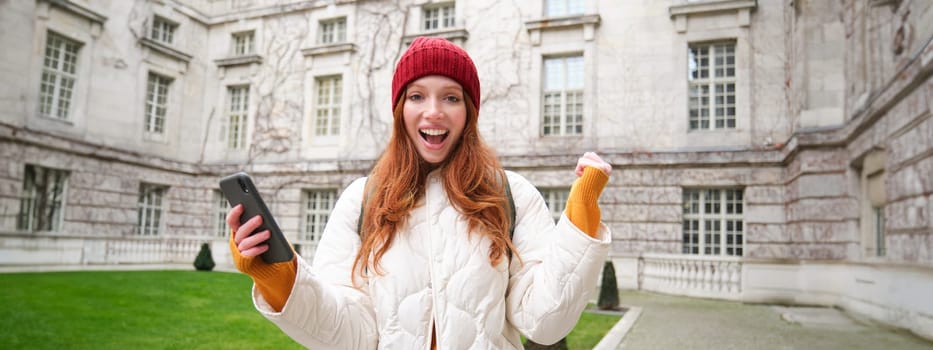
[104,238,204,264]
[640,253,742,300]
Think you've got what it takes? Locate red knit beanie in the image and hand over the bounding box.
[391,37,481,113]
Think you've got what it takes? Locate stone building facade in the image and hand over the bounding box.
[0,0,930,340]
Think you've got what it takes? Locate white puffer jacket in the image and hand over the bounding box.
[250,170,611,349]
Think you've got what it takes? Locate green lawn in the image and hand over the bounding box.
[0,270,300,349]
[0,270,619,349]
[567,310,623,349]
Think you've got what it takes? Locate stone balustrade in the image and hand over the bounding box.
[640,253,742,300]
[105,238,203,264]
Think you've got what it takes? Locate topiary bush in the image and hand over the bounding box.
[598,260,619,310]
[194,243,215,271]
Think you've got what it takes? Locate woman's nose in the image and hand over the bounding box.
[424,98,444,119]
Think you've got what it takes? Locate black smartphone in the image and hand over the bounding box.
[219,172,294,263]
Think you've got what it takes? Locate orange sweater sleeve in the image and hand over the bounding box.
[564,167,609,238]
[229,232,297,312]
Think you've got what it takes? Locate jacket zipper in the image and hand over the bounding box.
[426,175,439,350]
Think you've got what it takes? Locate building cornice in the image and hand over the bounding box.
[402,28,470,45]
[0,122,201,175]
[524,14,600,45]
[139,37,194,63]
[301,43,357,57]
[524,14,600,32]
[669,0,757,32]
[45,0,107,25]
[668,0,757,17]
[214,54,263,68]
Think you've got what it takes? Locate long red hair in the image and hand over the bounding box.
[352,92,518,281]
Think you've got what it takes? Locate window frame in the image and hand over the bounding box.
[226,85,250,149]
[318,17,347,45]
[149,16,178,45]
[541,54,585,136]
[38,31,82,121]
[144,72,172,135]
[688,41,737,131]
[873,206,886,256]
[422,2,456,31]
[545,0,585,17]
[313,75,342,137]
[17,165,70,233]
[232,30,255,56]
[214,190,231,238]
[539,187,570,223]
[137,183,167,236]
[682,188,745,256]
[299,189,337,242]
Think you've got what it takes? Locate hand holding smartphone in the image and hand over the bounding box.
[220,172,294,263]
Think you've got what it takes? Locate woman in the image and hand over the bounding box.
[227,36,612,349]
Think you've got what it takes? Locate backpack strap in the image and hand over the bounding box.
[504,173,516,259]
[356,181,370,237]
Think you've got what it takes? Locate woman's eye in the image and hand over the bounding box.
[408,94,423,101]
[444,96,461,103]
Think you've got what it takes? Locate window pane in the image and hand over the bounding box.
[546,0,583,17]
[40,32,81,120]
[18,165,69,232]
[214,191,231,237]
[682,188,744,256]
[145,73,171,134]
[689,42,737,130]
[227,86,249,149]
[151,18,176,44]
[314,76,342,136]
[542,56,584,136]
[424,6,447,30]
[138,184,166,236]
[233,31,254,55]
[566,56,584,89]
[301,190,337,241]
[539,188,569,223]
[544,58,564,90]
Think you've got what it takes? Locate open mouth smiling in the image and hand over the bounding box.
[420,128,449,145]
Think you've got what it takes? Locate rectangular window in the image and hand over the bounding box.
[39,32,81,120]
[314,76,342,136]
[137,183,167,236]
[145,73,172,134]
[300,189,336,242]
[542,55,584,136]
[149,16,177,45]
[17,165,69,232]
[214,190,231,238]
[540,188,570,223]
[688,42,736,130]
[227,86,249,149]
[319,18,347,44]
[682,188,744,256]
[232,31,255,55]
[423,3,456,31]
[874,206,885,256]
[546,0,584,17]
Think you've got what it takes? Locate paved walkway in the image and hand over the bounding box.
[615,291,933,350]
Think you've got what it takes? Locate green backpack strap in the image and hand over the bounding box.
[356,181,370,238]
[356,174,516,258]
[504,174,516,259]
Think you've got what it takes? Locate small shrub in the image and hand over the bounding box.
[598,260,619,310]
[194,243,215,271]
